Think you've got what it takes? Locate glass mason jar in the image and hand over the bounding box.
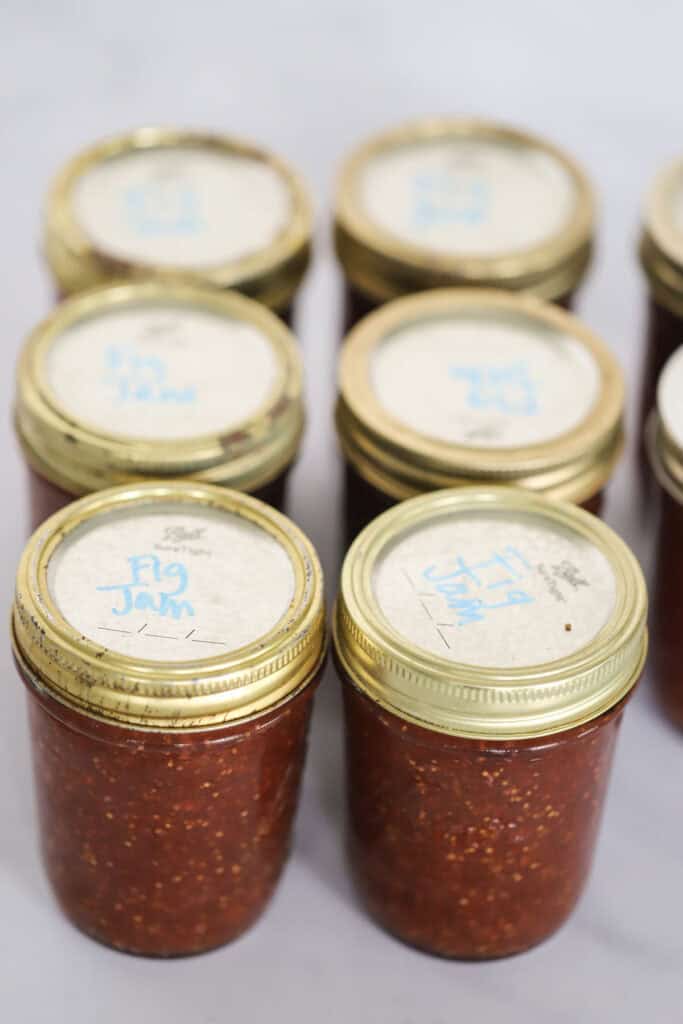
[639,157,683,454]
[15,282,304,530]
[647,347,683,728]
[334,118,595,331]
[12,481,326,956]
[336,289,624,547]
[43,128,312,323]
[334,487,647,959]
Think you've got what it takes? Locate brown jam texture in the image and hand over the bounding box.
[340,674,628,959]
[639,299,683,452]
[650,486,683,728]
[20,666,321,956]
[342,283,575,334]
[342,461,604,549]
[27,465,290,533]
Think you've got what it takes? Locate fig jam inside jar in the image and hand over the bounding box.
[647,347,683,727]
[12,481,326,956]
[639,157,683,450]
[15,282,304,529]
[334,118,595,330]
[44,128,312,320]
[334,487,647,959]
[337,289,624,546]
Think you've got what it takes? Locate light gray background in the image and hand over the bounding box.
[1,3,681,1021]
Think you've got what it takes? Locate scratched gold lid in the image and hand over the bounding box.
[15,281,304,498]
[44,127,312,311]
[334,118,594,304]
[640,156,683,316]
[337,289,623,505]
[647,346,683,500]
[334,487,647,740]
[13,481,326,730]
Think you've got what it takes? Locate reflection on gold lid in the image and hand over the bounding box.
[13,481,326,730]
[16,282,304,498]
[336,289,623,506]
[45,127,312,311]
[640,156,683,315]
[335,118,594,304]
[334,487,647,740]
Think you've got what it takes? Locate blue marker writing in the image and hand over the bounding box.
[449,361,539,416]
[97,553,195,619]
[422,546,534,626]
[124,177,204,237]
[104,345,196,407]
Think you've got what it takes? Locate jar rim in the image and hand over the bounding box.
[12,481,327,730]
[334,486,647,740]
[334,117,594,304]
[15,281,304,497]
[336,289,624,504]
[44,126,312,310]
[640,156,683,314]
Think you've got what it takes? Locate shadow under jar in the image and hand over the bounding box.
[43,127,313,324]
[15,281,305,531]
[334,117,595,333]
[646,347,683,728]
[337,289,625,548]
[639,157,683,456]
[334,486,647,959]
[12,481,326,956]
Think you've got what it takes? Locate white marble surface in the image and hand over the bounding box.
[1,2,682,1020]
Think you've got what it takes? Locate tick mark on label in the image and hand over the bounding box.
[419,600,435,621]
[436,627,451,650]
[98,626,133,635]
[145,632,179,641]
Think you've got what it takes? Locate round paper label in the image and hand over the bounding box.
[45,302,279,441]
[370,311,600,448]
[360,138,576,256]
[48,503,296,662]
[72,145,292,268]
[373,510,616,668]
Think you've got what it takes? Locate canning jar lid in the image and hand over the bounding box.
[15,281,304,497]
[44,127,312,311]
[334,117,594,304]
[13,482,326,729]
[334,487,647,740]
[648,346,683,498]
[640,156,683,315]
[337,289,623,505]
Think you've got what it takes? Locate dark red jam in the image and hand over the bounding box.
[333,486,646,960]
[340,675,627,959]
[13,481,326,957]
[343,283,575,333]
[650,486,683,728]
[342,460,604,549]
[20,666,320,956]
